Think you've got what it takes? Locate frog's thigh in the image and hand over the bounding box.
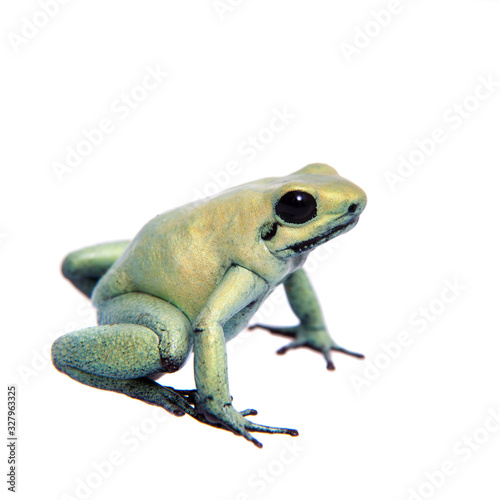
[97,292,193,373]
[53,292,192,379]
[51,323,191,416]
[52,324,166,379]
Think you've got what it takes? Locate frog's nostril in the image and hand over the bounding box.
[348,203,357,213]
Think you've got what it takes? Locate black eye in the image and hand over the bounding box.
[275,191,317,224]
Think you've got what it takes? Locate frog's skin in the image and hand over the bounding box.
[52,163,367,448]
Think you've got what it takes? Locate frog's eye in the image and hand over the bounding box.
[275,191,317,224]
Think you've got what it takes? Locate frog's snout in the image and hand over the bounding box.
[344,184,367,216]
[345,198,366,218]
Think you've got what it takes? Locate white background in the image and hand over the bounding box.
[2,1,500,499]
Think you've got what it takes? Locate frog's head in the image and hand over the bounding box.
[259,163,367,258]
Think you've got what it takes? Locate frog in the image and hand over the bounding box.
[52,163,367,448]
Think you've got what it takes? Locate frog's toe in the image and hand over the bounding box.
[244,420,299,437]
[323,350,336,371]
[241,431,264,448]
[240,408,258,417]
[249,323,297,338]
[165,387,199,406]
[157,386,200,417]
[331,345,365,359]
[323,346,364,370]
[276,340,303,355]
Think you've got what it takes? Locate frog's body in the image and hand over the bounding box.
[52,163,367,447]
[92,184,308,328]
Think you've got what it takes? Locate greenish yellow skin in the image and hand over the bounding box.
[52,163,367,448]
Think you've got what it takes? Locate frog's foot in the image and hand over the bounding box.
[249,323,364,371]
[277,340,364,371]
[195,401,298,448]
[160,388,264,433]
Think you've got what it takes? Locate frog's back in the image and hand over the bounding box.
[93,207,214,316]
[92,192,286,321]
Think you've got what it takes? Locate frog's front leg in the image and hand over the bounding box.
[250,268,364,370]
[193,265,298,448]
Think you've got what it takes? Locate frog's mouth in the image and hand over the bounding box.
[286,217,359,254]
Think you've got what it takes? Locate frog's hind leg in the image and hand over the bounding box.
[62,241,130,298]
[51,323,194,416]
[52,292,196,417]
